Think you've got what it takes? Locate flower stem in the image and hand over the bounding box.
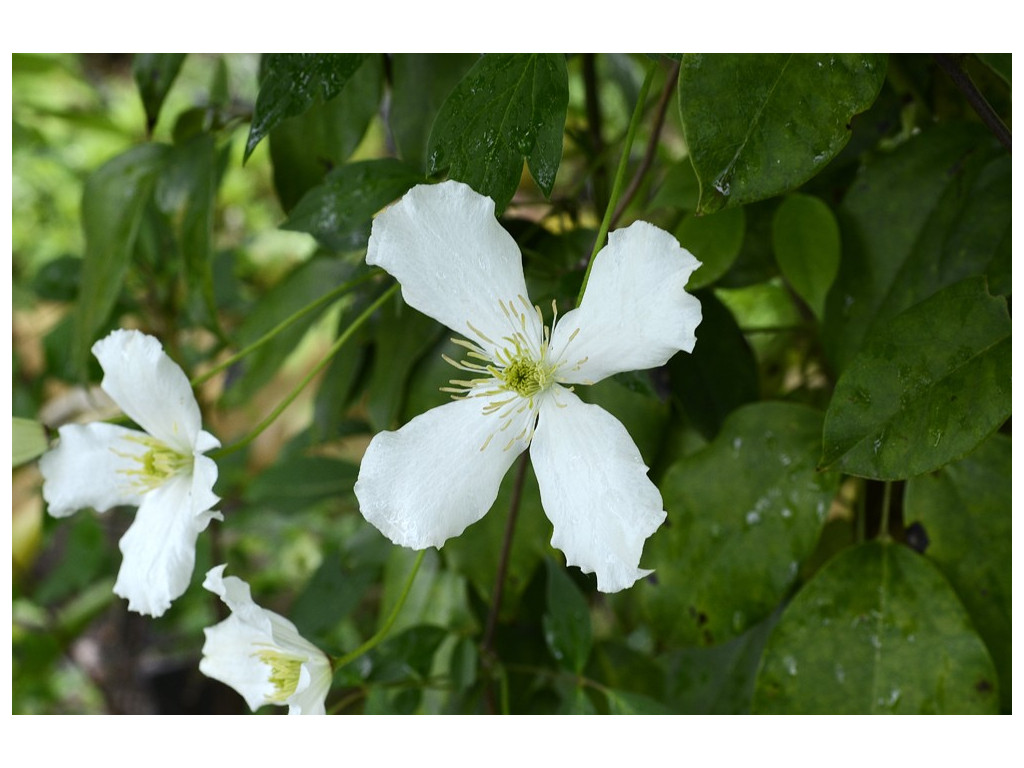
[190,269,382,388]
[211,282,398,460]
[576,58,658,306]
[331,549,426,670]
[878,481,893,543]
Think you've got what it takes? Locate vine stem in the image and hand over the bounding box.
[576,58,658,306]
[932,54,1011,152]
[211,282,398,460]
[331,550,426,670]
[878,481,893,542]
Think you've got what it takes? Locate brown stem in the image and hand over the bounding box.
[933,54,1011,153]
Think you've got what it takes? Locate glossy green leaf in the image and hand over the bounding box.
[13,418,48,467]
[679,54,886,214]
[640,402,838,646]
[822,122,1009,371]
[283,159,423,252]
[132,53,186,132]
[905,433,1011,711]
[244,53,366,161]
[390,54,479,171]
[542,559,592,674]
[427,53,568,213]
[753,541,999,713]
[821,277,1010,479]
[74,143,169,378]
[772,193,839,319]
[674,205,745,289]
[269,55,383,211]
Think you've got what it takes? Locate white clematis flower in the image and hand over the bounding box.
[355,181,702,592]
[38,329,220,617]
[200,565,331,715]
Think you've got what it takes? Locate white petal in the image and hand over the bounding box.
[113,471,219,616]
[355,397,533,549]
[530,389,666,592]
[92,329,203,453]
[201,613,277,711]
[552,221,702,384]
[366,181,540,354]
[38,423,149,517]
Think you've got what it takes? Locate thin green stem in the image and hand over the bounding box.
[331,549,426,670]
[211,282,398,460]
[878,481,893,542]
[576,59,658,306]
[191,269,382,388]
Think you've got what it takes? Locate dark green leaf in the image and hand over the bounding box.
[904,434,1011,711]
[427,53,568,213]
[368,625,448,683]
[679,54,886,213]
[245,53,366,161]
[132,53,186,132]
[640,402,838,646]
[291,549,378,642]
[74,143,169,377]
[753,541,999,713]
[576,374,669,465]
[975,53,1010,85]
[772,193,840,319]
[820,277,1010,479]
[674,206,745,289]
[605,688,673,714]
[245,455,358,513]
[269,55,384,211]
[283,159,423,252]
[542,559,592,673]
[13,418,48,467]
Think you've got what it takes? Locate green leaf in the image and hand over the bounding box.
[427,53,568,213]
[283,159,424,252]
[667,291,759,439]
[820,277,1010,479]
[605,688,673,714]
[245,455,358,513]
[389,54,479,171]
[244,53,367,161]
[772,193,840,319]
[904,433,1011,712]
[74,143,169,377]
[268,55,383,211]
[822,122,1010,371]
[13,418,48,467]
[674,205,745,289]
[132,53,186,132]
[542,560,592,673]
[679,54,886,214]
[975,53,1010,85]
[753,541,999,713]
[640,402,838,646]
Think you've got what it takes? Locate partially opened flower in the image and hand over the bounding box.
[200,565,331,715]
[39,329,220,617]
[355,181,702,592]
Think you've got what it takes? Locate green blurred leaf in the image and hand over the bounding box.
[132,53,186,132]
[821,277,1010,479]
[772,193,840,319]
[291,548,379,643]
[269,55,383,211]
[245,53,366,161]
[605,688,673,714]
[905,433,1011,712]
[822,122,1009,371]
[368,625,448,683]
[753,541,999,713]
[284,159,423,252]
[679,54,886,214]
[640,402,838,646]
[390,54,479,171]
[428,53,568,213]
[74,143,169,377]
[675,206,745,289]
[542,559,592,673]
[245,455,358,513]
[975,53,1010,85]
[13,418,48,467]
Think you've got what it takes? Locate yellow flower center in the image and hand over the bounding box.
[253,647,305,703]
[115,435,190,491]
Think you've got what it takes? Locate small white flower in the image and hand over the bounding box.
[200,565,331,715]
[39,329,220,617]
[355,181,702,592]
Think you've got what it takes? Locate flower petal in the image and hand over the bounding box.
[355,397,533,549]
[531,389,666,592]
[38,422,149,517]
[552,221,702,384]
[366,181,540,354]
[92,329,203,453]
[113,471,221,616]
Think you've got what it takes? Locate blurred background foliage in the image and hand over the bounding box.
[12,53,1011,714]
